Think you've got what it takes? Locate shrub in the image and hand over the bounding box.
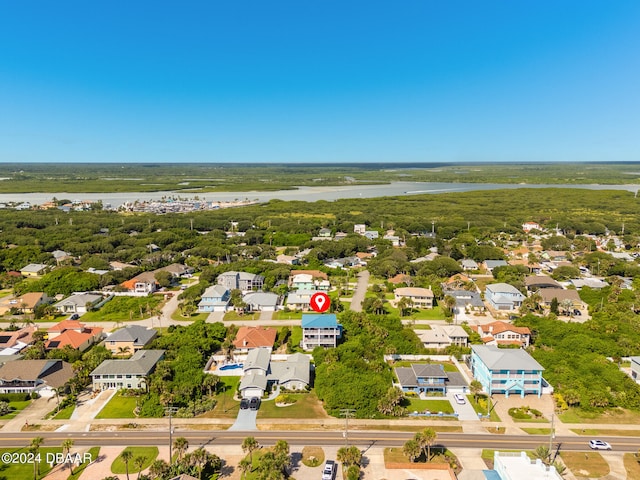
[275,394,297,405]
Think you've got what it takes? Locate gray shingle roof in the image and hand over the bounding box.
[471,345,544,371]
[107,326,157,346]
[269,353,310,384]
[243,347,271,372]
[90,350,165,376]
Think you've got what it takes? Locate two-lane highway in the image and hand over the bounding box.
[1,430,638,453]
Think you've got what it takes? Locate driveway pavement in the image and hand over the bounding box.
[228,408,258,431]
[349,270,370,312]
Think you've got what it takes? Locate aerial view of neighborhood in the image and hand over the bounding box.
[2,2,640,480]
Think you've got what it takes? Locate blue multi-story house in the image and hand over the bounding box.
[301,314,341,350]
[470,345,544,398]
[484,283,526,311]
[395,364,449,394]
[197,285,230,312]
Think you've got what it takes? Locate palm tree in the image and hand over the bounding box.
[534,445,551,465]
[29,437,44,480]
[414,428,437,461]
[149,459,169,479]
[273,440,290,476]
[134,455,147,480]
[190,447,207,480]
[238,457,252,479]
[120,449,133,480]
[62,439,75,473]
[469,380,483,403]
[397,297,411,317]
[173,437,189,463]
[403,439,421,462]
[241,436,259,464]
[202,374,220,396]
[337,446,362,467]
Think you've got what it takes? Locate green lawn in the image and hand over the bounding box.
[95,392,138,419]
[0,400,31,420]
[81,296,163,322]
[406,306,447,320]
[51,404,75,420]
[521,427,552,435]
[257,392,328,419]
[468,395,501,422]
[290,326,302,348]
[405,398,454,414]
[410,324,432,330]
[224,311,259,321]
[111,446,158,474]
[171,311,209,322]
[559,407,640,424]
[390,361,458,372]
[0,447,62,480]
[272,310,303,320]
[67,447,100,480]
[199,376,241,418]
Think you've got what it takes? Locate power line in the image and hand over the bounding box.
[339,409,356,447]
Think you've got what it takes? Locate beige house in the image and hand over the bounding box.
[14,292,52,314]
[105,325,158,356]
[394,287,434,309]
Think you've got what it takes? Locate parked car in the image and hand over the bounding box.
[70,313,80,320]
[573,309,582,316]
[240,398,250,410]
[454,394,466,405]
[589,439,612,450]
[321,460,336,480]
[249,397,261,410]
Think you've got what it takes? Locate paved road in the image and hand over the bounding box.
[1,430,638,452]
[349,270,370,312]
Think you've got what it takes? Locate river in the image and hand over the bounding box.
[0,182,638,208]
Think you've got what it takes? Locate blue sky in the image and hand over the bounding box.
[1,1,639,164]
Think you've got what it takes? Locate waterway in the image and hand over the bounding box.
[0,182,638,208]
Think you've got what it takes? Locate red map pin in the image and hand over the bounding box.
[310,292,330,313]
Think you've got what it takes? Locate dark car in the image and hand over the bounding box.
[70,313,80,320]
[573,309,582,316]
[240,398,250,410]
[249,397,261,410]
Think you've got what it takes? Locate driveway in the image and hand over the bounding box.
[349,270,370,312]
[447,392,480,421]
[228,408,258,431]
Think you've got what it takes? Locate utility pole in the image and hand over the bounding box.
[165,406,178,463]
[548,411,555,454]
[340,409,356,446]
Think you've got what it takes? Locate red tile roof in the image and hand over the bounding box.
[233,327,277,349]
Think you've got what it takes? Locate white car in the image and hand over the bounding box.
[322,460,336,480]
[454,394,466,405]
[589,440,612,450]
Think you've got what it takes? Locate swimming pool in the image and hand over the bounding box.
[220,363,243,371]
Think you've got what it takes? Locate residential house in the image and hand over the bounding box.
[471,321,531,347]
[491,452,563,480]
[394,363,468,394]
[483,260,508,272]
[90,350,165,390]
[460,259,479,271]
[443,273,474,290]
[630,357,640,384]
[394,287,434,309]
[233,327,277,354]
[416,325,469,350]
[20,263,48,277]
[285,289,316,310]
[0,327,36,355]
[54,293,104,314]
[51,250,73,264]
[217,271,264,292]
[524,275,562,291]
[364,230,379,240]
[443,289,485,312]
[45,320,104,352]
[110,261,136,271]
[301,314,341,350]
[156,263,194,279]
[383,233,401,246]
[569,278,608,290]
[388,273,412,285]
[238,348,310,398]
[13,292,52,314]
[290,273,330,291]
[522,221,542,232]
[318,228,332,238]
[104,325,158,356]
[121,271,158,294]
[538,288,585,311]
[275,254,300,265]
[333,232,348,241]
[243,291,280,312]
[484,283,526,311]
[197,285,230,312]
[0,359,74,396]
[470,345,545,397]
[354,224,366,235]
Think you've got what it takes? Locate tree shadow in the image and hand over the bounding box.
[290,451,303,469]
[218,459,235,478]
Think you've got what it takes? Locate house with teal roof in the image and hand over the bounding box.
[301,314,341,350]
